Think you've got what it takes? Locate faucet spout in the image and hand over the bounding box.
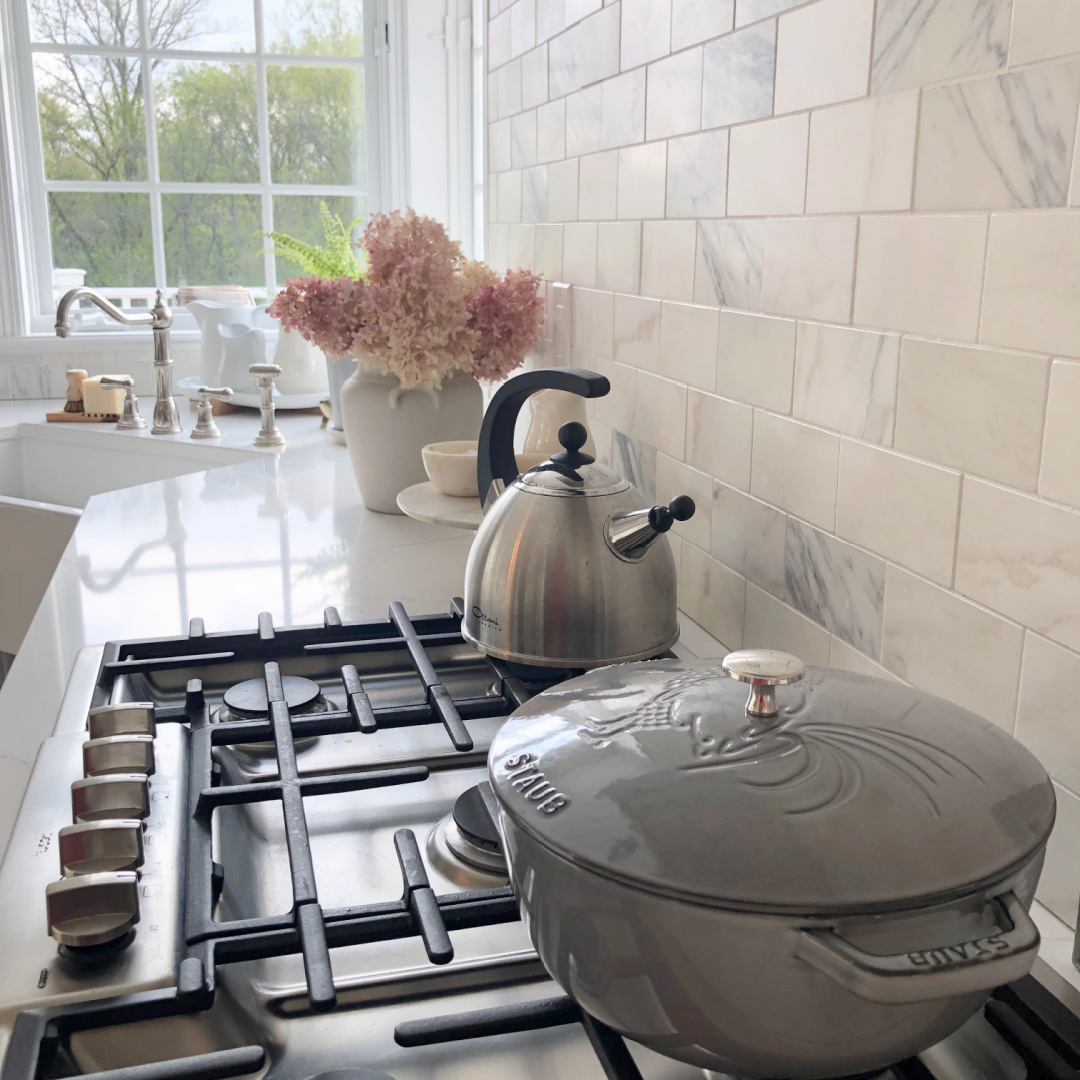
[55,287,160,337]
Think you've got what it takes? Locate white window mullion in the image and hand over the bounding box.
[254,0,275,293]
[137,0,167,292]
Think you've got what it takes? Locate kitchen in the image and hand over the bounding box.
[1,0,1080,1077]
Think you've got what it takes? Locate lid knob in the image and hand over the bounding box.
[550,421,595,468]
[722,649,806,718]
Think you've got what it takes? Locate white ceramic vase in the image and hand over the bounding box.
[339,362,483,514]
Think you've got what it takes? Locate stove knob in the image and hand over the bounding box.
[46,871,139,947]
[71,774,150,823]
[59,820,144,876]
[82,734,155,777]
[87,702,156,740]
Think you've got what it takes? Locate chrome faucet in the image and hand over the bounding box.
[55,287,182,435]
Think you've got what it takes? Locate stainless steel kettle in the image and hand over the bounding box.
[462,368,696,668]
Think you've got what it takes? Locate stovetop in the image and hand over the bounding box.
[1,601,1080,1080]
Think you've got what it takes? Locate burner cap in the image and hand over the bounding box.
[452,785,502,853]
[223,675,321,719]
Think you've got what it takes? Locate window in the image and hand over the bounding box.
[15,0,379,311]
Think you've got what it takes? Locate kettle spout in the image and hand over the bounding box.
[605,495,695,561]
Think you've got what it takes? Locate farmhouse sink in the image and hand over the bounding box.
[0,423,260,653]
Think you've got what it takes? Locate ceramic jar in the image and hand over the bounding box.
[338,362,483,514]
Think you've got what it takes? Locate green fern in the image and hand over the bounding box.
[258,202,365,279]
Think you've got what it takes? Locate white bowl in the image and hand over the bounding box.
[423,441,479,497]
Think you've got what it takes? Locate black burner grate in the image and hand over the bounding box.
[4,603,1080,1080]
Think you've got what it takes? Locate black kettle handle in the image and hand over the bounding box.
[477,368,610,500]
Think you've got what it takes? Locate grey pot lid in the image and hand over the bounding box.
[517,421,630,497]
[488,654,1056,915]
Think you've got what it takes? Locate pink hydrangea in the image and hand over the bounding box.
[266,274,366,360]
[467,268,546,382]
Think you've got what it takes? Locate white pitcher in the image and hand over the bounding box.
[188,300,255,385]
[218,323,278,391]
[272,326,329,396]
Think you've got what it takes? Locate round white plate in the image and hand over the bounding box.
[396,481,482,531]
[177,376,326,410]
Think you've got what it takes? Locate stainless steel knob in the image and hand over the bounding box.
[722,650,806,718]
[88,702,156,739]
[71,774,150,823]
[46,871,140,946]
[191,385,233,439]
[82,735,155,777]
[59,820,144,876]
[251,363,286,447]
[100,375,147,430]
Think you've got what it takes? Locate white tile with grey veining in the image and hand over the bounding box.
[511,110,538,169]
[9,363,52,400]
[566,85,603,158]
[702,20,776,129]
[694,219,765,310]
[785,516,886,657]
[523,165,549,222]
[667,130,728,219]
[915,61,1080,211]
[613,431,657,500]
[548,4,620,99]
[735,0,802,29]
[645,46,703,142]
[871,0,1011,95]
[601,69,646,150]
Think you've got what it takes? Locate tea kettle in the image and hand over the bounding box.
[462,368,696,668]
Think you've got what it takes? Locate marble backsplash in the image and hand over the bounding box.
[487,0,1080,929]
[0,348,202,401]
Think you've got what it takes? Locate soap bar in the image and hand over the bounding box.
[81,375,126,417]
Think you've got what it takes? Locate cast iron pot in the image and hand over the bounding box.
[486,651,1056,1079]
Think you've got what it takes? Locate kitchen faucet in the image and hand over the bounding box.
[55,287,182,434]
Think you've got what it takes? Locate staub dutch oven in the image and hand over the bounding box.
[486,651,1056,1079]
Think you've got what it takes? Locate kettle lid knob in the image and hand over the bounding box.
[551,421,595,468]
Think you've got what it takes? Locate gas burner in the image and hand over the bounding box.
[215,674,335,753]
[427,785,507,887]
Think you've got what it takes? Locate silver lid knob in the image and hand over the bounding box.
[46,871,140,946]
[59,820,144,876]
[71,774,150,823]
[82,734,155,777]
[88,702,156,739]
[722,649,806,718]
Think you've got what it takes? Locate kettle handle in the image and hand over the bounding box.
[477,368,610,500]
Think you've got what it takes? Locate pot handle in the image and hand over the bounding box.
[794,891,1039,1004]
[477,368,610,501]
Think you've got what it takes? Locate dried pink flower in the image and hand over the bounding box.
[467,268,546,382]
[266,274,366,360]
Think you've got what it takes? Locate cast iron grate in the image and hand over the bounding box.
[3,603,1080,1080]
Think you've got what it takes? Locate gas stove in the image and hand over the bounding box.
[1,601,1080,1080]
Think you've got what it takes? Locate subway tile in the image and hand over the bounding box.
[547,158,579,221]
[793,323,899,444]
[1038,782,1080,927]
[612,430,657,498]
[614,293,661,369]
[512,110,538,168]
[727,113,808,217]
[489,174,498,225]
[521,43,549,109]
[8,362,52,399]
[694,219,765,310]
[617,143,667,219]
[716,310,796,413]
[671,0,734,50]
[916,62,1080,211]
[785,517,885,657]
[487,224,510,272]
[522,164,548,222]
[497,170,523,222]
[894,339,1049,490]
[666,130,728,219]
[686,389,753,489]
[490,118,512,173]
[571,286,614,358]
[645,47,703,142]
[629,369,687,459]
[578,149,618,219]
[509,224,536,269]
[536,0,566,41]
[536,99,565,162]
[1041,361,1080,509]
[590,357,637,431]
[597,222,642,294]
[712,482,787,597]
[735,0,802,28]
[1010,0,1080,65]
[871,0,1010,95]
[490,9,512,69]
[680,543,746,650]
[829,636,901,681]
[660,301,718,391]
[566,0,603,21]
[853,214,988,340]
[744,581,831,665]
[774,0,873,114]
[488,71,500,124]
[533,223,564,279]
[701,20,776,129]
[1016,633,1080,795]
[621,0,672,70]
[882,565,1023,731]
[957,478,1080,653]
[1072,122,1080,206]
[640,220,698,301]
[601,69,646,150]
[762,216,856,323]
[806,92,918,214]
[565,85,603,157]
[511,0,537,57]
[562,221,598,284]
[656,454,713,547]
[837,439,960,586]
[750,412,840,530]
[548,5,620,98]
[497,58,523,118]
[981,212,1080,358]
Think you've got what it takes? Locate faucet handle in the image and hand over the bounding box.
[251,364,286,448]
[191,386,234,440]
[100,375,147,431]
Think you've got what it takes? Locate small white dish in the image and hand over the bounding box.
[422,440,479,497]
